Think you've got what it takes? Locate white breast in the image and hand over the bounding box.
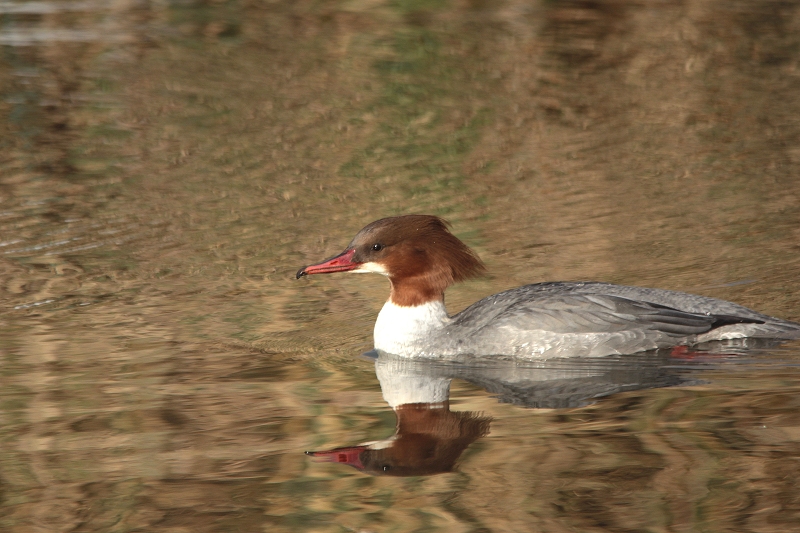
[373,300,450,355]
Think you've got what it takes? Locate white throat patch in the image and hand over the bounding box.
[351,261,388,276]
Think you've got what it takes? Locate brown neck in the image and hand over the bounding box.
[388,275,446,307]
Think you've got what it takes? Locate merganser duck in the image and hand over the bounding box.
[296,215,800,358]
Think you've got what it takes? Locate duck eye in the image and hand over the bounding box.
[372,243,384,252]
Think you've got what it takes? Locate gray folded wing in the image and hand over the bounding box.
[451,287,766,337]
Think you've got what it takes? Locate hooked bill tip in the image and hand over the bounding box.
[296,267,307,279]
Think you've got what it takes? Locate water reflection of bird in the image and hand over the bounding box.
[309,403,490,477]
[308,353,491,477]
[297,215,800,359]
[307,350,702,476]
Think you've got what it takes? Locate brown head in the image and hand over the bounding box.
[296,215,486,306]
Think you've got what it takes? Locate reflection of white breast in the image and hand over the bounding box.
[375,355,451,408]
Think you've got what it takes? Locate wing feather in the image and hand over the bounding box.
[454,292,758,337]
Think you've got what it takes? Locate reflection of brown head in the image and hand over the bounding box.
[308,402,491,477]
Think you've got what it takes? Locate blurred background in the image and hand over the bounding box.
[1,1,800,531]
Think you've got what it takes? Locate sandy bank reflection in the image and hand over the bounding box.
[308,349,696,476]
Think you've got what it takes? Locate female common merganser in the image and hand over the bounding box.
[296,215,800,358]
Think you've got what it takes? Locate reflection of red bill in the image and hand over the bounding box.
[306,446,367,470]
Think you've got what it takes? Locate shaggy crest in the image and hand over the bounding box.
[351,215,486,305]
